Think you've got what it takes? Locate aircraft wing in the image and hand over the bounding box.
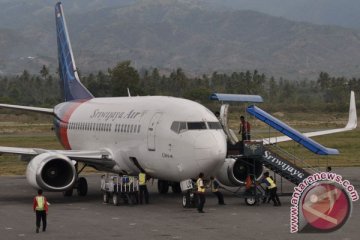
[260,91,357,145]
[0,146,116,169]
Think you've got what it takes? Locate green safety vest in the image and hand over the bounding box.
[35,196,45,211]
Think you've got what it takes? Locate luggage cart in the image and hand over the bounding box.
[101,174,139,206]
[180,179,198,208]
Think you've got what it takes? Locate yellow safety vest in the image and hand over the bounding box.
[36,196,45,211]
[197,178,205,193]
[210,180,218,192]
[139,173,146,186]
[266,177,276,189]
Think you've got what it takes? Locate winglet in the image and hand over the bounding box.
[55,2,93,102]
[345,91,357,129]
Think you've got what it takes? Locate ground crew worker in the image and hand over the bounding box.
[262,172,281,206]
[238,115,251,141]
[138,171,149,204]
[245,175,256,195]
[238,115,251,154]
[210,176,225,205]
[33,189,48,233]
[197,172,206,213]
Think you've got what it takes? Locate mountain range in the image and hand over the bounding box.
[1,0,360,79]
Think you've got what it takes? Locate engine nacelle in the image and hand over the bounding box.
[26,153,76,191]
[216,156,263,187]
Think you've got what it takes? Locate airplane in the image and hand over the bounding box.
[0,2,357,204]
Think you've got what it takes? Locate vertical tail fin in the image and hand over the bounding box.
[55,2,94,102]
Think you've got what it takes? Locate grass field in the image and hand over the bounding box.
[0,111,359,175]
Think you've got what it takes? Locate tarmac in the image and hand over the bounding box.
[0,167,359,240]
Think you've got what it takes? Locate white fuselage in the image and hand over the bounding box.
[54,96,227,182]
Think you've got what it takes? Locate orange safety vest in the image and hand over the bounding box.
[245,175,252,189]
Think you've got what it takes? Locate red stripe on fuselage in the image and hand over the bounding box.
[59,100,88,150]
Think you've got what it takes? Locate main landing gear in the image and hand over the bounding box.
[157,180,182,194]
[63,163,88,197]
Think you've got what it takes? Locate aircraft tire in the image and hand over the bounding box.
[171,182,182,194]
[77,177,88,196]
[158,180,169,194]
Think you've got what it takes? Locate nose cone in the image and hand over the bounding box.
[194,132,227,172]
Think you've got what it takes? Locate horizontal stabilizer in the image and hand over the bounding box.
[0,104,53,114]
[247,105,339,155]
[210,93,263,103]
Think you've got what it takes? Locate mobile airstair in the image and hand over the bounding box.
[246,105,340,185]
[211,93,338,186]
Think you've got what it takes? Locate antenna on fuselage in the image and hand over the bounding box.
[127,88,131,97]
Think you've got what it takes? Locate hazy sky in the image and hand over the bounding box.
[213,0,360,29]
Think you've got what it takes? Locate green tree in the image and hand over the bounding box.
[40,65,50,80]
[109,61,141,96]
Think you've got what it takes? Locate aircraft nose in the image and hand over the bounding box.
[194,132,227,170]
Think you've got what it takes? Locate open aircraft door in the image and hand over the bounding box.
[210,93,264,145]
[147,112,162,151]
[220,104,239,145]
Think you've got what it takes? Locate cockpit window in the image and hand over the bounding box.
[208,122,222,129]
[179,122,187,132]
[171,121,188,134]
[171,121,180,133]
[171,121,210,134]
[187,122,207,130]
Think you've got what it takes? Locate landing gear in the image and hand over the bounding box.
[158,181,181,194]
[171,182,182,194]
[63,163,89,197]
[158,180,169,194]
[77,177,88,196]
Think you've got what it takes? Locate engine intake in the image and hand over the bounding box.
[26,153,76,191]
[216,156,263,186]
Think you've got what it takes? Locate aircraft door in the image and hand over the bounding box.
[220,104,239,145]
[147,112,162,151]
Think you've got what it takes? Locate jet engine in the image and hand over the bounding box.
[26,153,76,191]
[216,156,263,186]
